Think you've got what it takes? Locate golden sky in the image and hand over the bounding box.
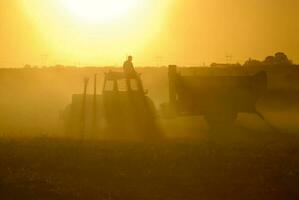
[0,0,298,67]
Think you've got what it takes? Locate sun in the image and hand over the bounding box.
[20,0,172,65]
[65,0,141,24]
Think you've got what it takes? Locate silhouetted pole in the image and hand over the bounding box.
[93,74,97,134]
[169,65,177,115]
[81,78,89,140]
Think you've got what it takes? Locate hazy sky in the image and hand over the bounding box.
[0,0,298,67]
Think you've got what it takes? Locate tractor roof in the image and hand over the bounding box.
[105,72,140,80]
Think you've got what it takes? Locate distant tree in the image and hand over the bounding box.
[262,52,292,65]
[263,56,275,65]
[210,63,218,67]
[243,58,262,66]
[244,52,293,66]
[273,52,292,65]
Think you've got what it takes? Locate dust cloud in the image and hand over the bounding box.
[0,65,297,138]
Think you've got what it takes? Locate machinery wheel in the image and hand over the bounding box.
[204,111,238,130]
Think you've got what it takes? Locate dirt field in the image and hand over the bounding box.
[0,128,298,200]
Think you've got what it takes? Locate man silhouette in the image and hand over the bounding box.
[123,56,136,76]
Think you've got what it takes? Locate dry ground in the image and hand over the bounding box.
[0,128,299,200]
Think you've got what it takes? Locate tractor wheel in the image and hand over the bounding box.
[204,111,238,130]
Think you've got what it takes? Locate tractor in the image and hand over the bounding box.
[62,72,159,140]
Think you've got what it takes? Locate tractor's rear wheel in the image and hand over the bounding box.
[204,111,238,130]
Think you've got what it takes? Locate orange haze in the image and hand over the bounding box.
[0,0,298,67]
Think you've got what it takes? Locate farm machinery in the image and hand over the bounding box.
[62,72,158,140]
[62,65,268,138]
[161,65,267,128]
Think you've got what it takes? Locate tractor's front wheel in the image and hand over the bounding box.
[204,111,238,130]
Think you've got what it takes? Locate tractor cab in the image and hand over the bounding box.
[103,72,146,94]
[102,71,158,139]
[62,71,159,140]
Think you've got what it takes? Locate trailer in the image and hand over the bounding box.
[162,65,267,128]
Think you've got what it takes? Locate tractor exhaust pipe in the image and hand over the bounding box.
[81,78,89,140]
[93,74,98,135]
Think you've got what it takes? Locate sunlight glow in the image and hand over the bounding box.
[65,0,140,24]
[20,0,171,65]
